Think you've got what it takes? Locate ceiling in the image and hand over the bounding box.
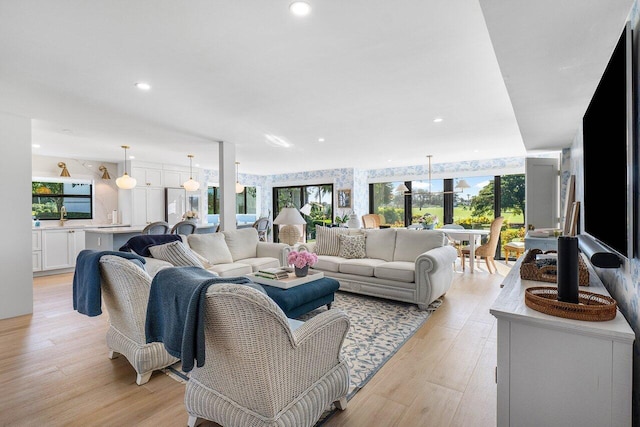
[0,0,633,175]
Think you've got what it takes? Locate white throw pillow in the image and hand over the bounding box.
[148,241,203,267]
[338,234,366,259]
[315,226,347,256]
[187,233,234,265]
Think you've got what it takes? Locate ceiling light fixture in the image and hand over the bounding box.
[58,162,70,177]
[425,154,470,196]
[135,82,151,91]
[98,165,111,180]
[32,144,40,148]
[183,154,200,192]
[289,1,311,16]
[433,117,443,123]
[235,162,245,193]
[116,145,137,190]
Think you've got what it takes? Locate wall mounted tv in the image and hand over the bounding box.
[582,21,634,259]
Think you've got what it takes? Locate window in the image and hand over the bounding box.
[370,182,405,227]
[273,184,333,242]
[207,186,256,215]
[32,179,93,220]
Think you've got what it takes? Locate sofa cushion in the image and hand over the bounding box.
[187,233,234,265]
[338,234,366,259]
[314,226,347,256]
[364,228,397,261]
[148,241,203,267]
[374,261,415,283]
[339,258,386,276]
[313,255,346,273]
[207,262,253,277]
[235,257,280,272]
[393,229,446,262]
[223,228,259,261]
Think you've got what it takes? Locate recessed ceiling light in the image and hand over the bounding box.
[290,1,311,16]
[129,155,135,159]
[318,138,325,142]
[135,82,151,91]
[32,144,40,148]
[433,118,443,123]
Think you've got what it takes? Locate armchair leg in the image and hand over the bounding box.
[136,371,153,385]
[187,415,204,427]
[334,396,348,411]
[108,350,120,359]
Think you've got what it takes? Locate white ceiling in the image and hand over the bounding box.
[0,0,633,175]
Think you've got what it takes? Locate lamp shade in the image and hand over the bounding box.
[116,173,137,190]
[273,207,307,225]
[455,179,470,191]
[396,183,410,193]
[300,203,312,216]
[183,178,200,192]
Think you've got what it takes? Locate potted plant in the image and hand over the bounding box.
[418,213,438,229]
[287,250,318,277]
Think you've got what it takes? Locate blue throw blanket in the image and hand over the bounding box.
[73,250,146,316]
[145,267,264,372]
[119,234,182,257]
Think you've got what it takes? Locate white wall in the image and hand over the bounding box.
[0,112,33,319]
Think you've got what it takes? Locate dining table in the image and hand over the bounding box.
[440,228,490,273]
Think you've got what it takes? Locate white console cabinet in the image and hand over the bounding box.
[490,255,633,427]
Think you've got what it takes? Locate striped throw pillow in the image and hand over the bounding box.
[148,241,203,267]
[315,226,347,256]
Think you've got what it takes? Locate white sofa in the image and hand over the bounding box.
[301,227,458,309]
[144,228,289,277]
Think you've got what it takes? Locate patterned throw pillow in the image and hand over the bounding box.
[338,234,366,259]
[148,241,203,267]
[315,226,347,256]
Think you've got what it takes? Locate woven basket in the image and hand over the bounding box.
[524,286,617,321]
[520,249,589,286]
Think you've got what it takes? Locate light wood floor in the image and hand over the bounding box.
[0,258,511,427]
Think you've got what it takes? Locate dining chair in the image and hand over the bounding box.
[141,221,170,235]
[361,214,380,229]
[252,217,270,241]
[461,217,504,273]
[441,223,465,269]
[170,220,197,235]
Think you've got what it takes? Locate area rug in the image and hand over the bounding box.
[163,291,441,424]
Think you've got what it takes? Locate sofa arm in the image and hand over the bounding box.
[257,242,291,266]
[415,245,458,308]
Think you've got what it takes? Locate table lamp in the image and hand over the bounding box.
[273,207,307,245]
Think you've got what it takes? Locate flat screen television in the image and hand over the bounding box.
[582,21,634,259]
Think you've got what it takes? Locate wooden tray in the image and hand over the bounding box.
[524,286,617,321]
[520,249,589,286]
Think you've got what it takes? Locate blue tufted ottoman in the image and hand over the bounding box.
[261,277,340,318]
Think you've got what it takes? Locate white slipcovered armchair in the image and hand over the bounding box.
[185,284,350,427]
[99,255,179,385]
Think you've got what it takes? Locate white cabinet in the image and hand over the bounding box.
[41,228,85,271]
[131,166,162,187]
[132,187,165,225]
[491,255,633,427]
[164,170,199,189]
[32,230,42,272]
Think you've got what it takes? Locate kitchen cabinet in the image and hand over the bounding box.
[131,166,162,187]
[163,170,199,189]
[32,230,42,272]
[132,187,165,225]
[41,228,85,271]
[490,255,633,427]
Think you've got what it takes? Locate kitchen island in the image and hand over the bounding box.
[84,224,217,251]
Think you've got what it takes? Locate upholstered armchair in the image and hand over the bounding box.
[99,255,179,385]
[185,284,350,427]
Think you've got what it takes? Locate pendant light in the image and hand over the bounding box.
[183,154,200,192]
[115,145,137,190]
[235,161,245,193]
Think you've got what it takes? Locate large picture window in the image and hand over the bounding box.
[32,179,93,220]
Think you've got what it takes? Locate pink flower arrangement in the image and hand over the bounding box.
[287,250,318,269]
